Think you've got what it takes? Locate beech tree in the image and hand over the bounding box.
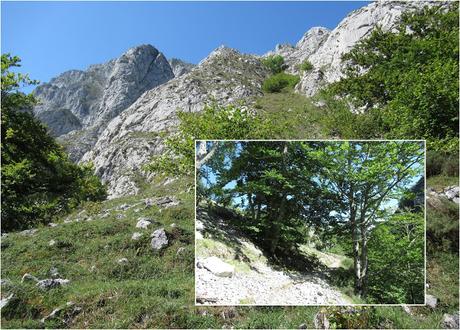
[310,141,424,296]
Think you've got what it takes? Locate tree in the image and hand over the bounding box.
[1,54,106,231]
[207,141,335,262]
[311,141,424,297]
[325,3,458,151]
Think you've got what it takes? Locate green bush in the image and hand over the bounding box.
[261,55,286,74]
[262,73,300,93]
[1,54,106,232]
[325,3,459,151]
[147,103,274,177]
[427,150,459,177]
[299,59,313,72]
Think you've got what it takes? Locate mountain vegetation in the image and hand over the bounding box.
[1,1,459,328]
[322,2,459,152]
[197,141,425,304]
[1,54,106,231]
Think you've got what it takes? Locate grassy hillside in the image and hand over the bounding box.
[2,170,458,328]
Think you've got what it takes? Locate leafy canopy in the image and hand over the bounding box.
[324,3,459,152]
[1,54,107,231]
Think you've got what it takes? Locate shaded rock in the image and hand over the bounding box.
[20,229,38,236]
[116,213,126,219]
[202,256,235,277]
[117,203,130,211]
[156,196,179,208]
[151,228,168,250]
[49,267,60,278]
[117,258,129,264]
[131,232,143,240]
[314,310,330,329]
[442,313,459,329]
[0,293,14,310]
[21,273,39,283]
[48,223,58,227]
[40,301,81,324]
[37,278,70,290]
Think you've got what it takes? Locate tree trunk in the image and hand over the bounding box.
[360,223,368,297]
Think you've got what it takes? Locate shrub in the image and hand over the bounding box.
[1,54,106,231]
[299,59,314,72]
[262,73,300,93]
[261,55,286,74]
[147,103,274,177]
[427,150,459,177]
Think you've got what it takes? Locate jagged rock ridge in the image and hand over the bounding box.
[268,1,444,96]
[33,45,174,160]
[82,46,269,197]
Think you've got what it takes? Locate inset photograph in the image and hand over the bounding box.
[195,140,425,306]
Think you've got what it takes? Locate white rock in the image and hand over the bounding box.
[117,258,129,264]
[49,239,56,247]
[151,228,168,250]
[36,278,70,290]
[131,232,143,240]
[426,294,438,308]
[202,256,235,278]
[0,293,14,310]
[136,218,152,229]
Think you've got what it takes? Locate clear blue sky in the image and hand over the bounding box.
[2,1,368,86]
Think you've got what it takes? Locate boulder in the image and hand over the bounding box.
[131,232,143,240]
[36,278,70,290]
[0,293,14,310]
[136,218,152,229]
[151,228,168,250]
[202,256,235,277]
[426,294,438,308]
[442,313,459,329]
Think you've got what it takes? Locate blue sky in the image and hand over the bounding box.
[2,1,368,87]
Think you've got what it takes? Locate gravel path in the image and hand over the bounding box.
[196,258,349,305]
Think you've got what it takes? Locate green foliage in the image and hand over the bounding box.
[427,198,459,253]
[367,212,425,303]
[1,54,106,231]
[261,55,286,74]
[262,72,300,93]
[299,59,313,72]
[147,103,273,177]
[426,150,459,177]
[324,3,459,151]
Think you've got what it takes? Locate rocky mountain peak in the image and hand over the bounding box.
[33,44,174,160]
[168,58,195,77]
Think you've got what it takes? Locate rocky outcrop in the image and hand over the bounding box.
[269,1,442,96]
[82,46,269,197]
[33,45,174,160]
[169,58,195,77]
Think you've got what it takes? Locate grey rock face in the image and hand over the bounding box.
[268,1,441,96]
[169,58,195,77]
[151,228,168,250]
[33,45,174,161]
[83,46,269,198]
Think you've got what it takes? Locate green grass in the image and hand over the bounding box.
[2,172,459,328]
[255,90,326,139]
[427,175,459,191]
